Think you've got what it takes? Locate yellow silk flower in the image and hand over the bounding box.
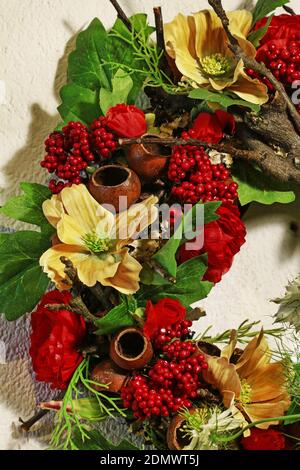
[40,184,158,295]
[202,331,290,429]
[164,9,268,105]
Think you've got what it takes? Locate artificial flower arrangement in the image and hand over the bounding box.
[1,0,300,451]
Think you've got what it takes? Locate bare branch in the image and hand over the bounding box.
[109,0,132,31]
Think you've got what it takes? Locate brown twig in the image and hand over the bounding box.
[19,409,49,432]
[208,0,300,133]
[89,283,112,310]
[153,7,165,52]
[46,296,98,323]
[109,0,132,31]
[283,5,296,15]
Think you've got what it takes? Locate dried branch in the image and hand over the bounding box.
[109,0,132,31]
[154,7,165,52]
[208,0,300,133]
[283,5,296,15]
[46,296,98,323]
[19,409,49,432]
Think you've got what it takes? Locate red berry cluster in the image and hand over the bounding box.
[152,320,192,350]
[41,122,93,193]
[121,344,207,420]
[90,117,118,159]
[256,40,300,88]
[41,119,118,194]
[168,144,237,204]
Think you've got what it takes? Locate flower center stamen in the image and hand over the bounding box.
[83,232,112,254]
[201,53,232,77]
[239,379,252,405]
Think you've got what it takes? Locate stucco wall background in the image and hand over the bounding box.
[0,0,300,450]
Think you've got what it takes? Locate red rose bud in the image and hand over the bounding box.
[29,290,86,390]
[143,298,186,339]
[241,428,286,451]
[254,14,300,45]
[189,110,236,144]
[105,104,147,138]
[178,202,246,284]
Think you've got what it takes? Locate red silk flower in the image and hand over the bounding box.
[30,290,86,390]
[143,298,186,339]
[106,104,147,138]
[178,202,246,284]
[241,428,285,451]
[190,110,236,144]
[254,14,300,45]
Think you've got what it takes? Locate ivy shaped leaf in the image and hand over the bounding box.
[232,162,295,206]
[0,182,55,237]
[93,295,137,335]
[153,201,220,278]
[58,83,101,126]
[138,255,213,308]
[188,88,260,113]
[0,231,50,320]
[100,68,133,114]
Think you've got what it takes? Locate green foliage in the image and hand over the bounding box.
[51,359,126,450]
[58,83,101,126]
[252,0,289,25]
[273,275,300,332]
[153,201,220,278]
[100,68,133,114]
[0,231,50,320]
[68,18,111,91]
[248,15,273,47]
[285,363,300,425]
[138,255,213,308]
[73,428,141,451]
[0,182,54,236]
[188,88,260,113]
[58,14,154,125]
[232,162,295,206]
[93,295,137,335]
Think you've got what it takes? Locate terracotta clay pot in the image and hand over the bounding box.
[90,359,128,393]
[88,165,141,212]
[110,327,153,370]
[126,135,170,182]
[167,414,192,450]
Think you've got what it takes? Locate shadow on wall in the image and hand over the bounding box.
[0,28,78,223]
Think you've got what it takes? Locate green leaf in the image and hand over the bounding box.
[272,275,300,332]
[58,83,101,125]
[68,18,111,91]
[0,231,50,320]
[153,201,220,278]
[285,363,300,424]
[0,182,54,236]
[93,296,137,335]
[100,68,133,114]
[73,428,141,451]
[252,0,289,25]
[107,14,154,103]
[188,88,260,113]
[138,256,213,308]
[248,15,273,47]
[72,398,109,422]
[232,162,295,206]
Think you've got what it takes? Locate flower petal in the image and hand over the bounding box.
[56,214,86,246]
[101,251,142,294]
[202,356,241,399]
[243,398,291,429]
[42,194,65,228]
[164,13,208,84]
[59,184,115,236]
[194,10,229,58]
[76,253,120,287]
[115,195,159,246]
[39,244,88,290]
[236,332,270,379]
[228,68,269,105]
[247,363,289,403]
[227,10,253,39]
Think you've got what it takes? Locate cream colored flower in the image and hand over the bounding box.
[164,9,268,105]
[40,184,158,294]
[202,331,291,429]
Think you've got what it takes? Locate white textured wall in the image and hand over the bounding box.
[0,0,300,450]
